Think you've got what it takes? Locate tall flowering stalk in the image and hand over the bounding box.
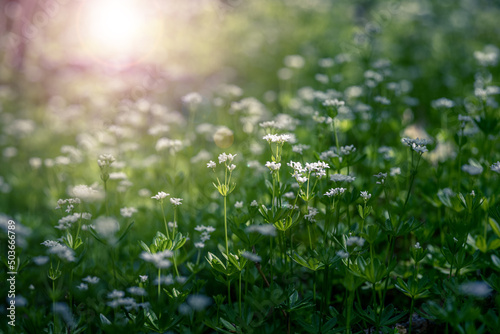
[207,153,237,300]
[98,154,115,216]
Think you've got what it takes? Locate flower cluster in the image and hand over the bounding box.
[263,134,292,144]
[325,187,346,197]
[401,137,431,154]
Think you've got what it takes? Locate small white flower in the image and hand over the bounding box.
[304,207,318,222]
[234,201,243,209]
[346,236,365,247]
[207,160,216,169]
[76,283,88,291]
[490,161,500,174]
[415,242,421,249]
[459,281,492,298]
[108,290,125,299]
[462,162,483,176]
[360,191,371,201]
[390,167,401,176]
[246,224,277,236]
[336,250,349,259]
[330,174,356,183]
[170,198,183,206]
[187,295,212,311]
[139,275,148,283]
[83,276,100,284]
[325,187,346,197]
[120,207,138,218]
[195,242,205,248]
[151,191,169,201]
[250,200,258,207]
[227,164,236,172]
[432,98,454,109]
[265,161,281,172]
[241,251,262,263]
[128,286,147,296]
[323,99,345,108]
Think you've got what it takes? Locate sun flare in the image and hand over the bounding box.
[78,0,161,65]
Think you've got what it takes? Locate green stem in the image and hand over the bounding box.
[409,297,415,334]
[52,279,57,333]
[224,195,231,302]
[158,268,161,302]
[104,180,109,216]
[346,289,355,334]
[239,271,242,317]
[161,202,170,239]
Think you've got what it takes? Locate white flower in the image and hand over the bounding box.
[390,167,401,176]
[325,188,346,197]
[48,244,75,262]
[41,240,61,248]
[336,250,349,259]
[265,161,281,172]
[140,250,173,269]
[120,207,137,218]
[139,275,148,283]
[346,236,365,247]
[227,164,236,172]
[207,161,216,169]
[374,172,387,184]
[151,191,169,200]
[70,185,104,202]
[415,242,421,249]
[322,99,345,108]
[284,55,305,68]
[459,281,492,298]
[182,92,203,108]
[374,96,390,105]
[462,161,483,176]
[187,295,212,311]
[32,256,49,265]
[246,224,277,236]
[234,201,243,209]
[330,174,356,183]
[360,191,371,201]
[241,251,262,263]
[82,276,100,284]
[128,286,147,296]
[304,207,318,222]
[170,198,183,206]
[97,154,116,167]
[431,98,455,109]
[490,161,500,173]
[218,153,228,163]
[108,290,125,299]
[76,283,88,291]
[250,200,258,207]
[94,217,120,240]
[195,242,205,248]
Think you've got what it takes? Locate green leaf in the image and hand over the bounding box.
[220,318,236,331]
[475,235,488,253]
[489,218,500,238]
[492,254,500,271]
[139,240,151,253]
[117,221,134,243]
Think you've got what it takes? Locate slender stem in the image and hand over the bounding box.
[158,268,161,302]
[52,279,57,333]
[409,297,415,334]
[239,271,242,317]
[161,201,170,239]
[104,180,109,216]
[224,195,230,302]
[346,289,355,334]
